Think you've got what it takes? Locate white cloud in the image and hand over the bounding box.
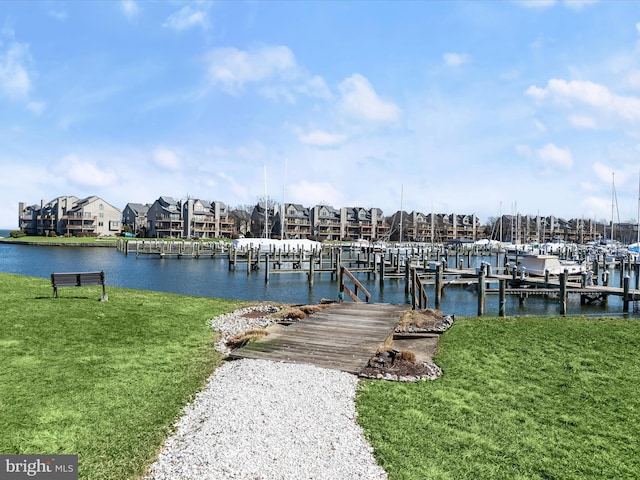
[569,114,597,129]
[563,0,599,10]
[121,0,140,20]
[26,101,45,116]
[338,74,401,123]
[216,171,248,198]
[514,0,596,8]
[153,147,182,170]
[288,180,346,207]
[526,79,640,122]
[0,42,32,100]
[443,52,470,67]
[299,130,348,147]
[514,0,557,9]
[515,144,533,156]
[205,45,296,94]
[537,143,573,169]
[62,155,118,187]
[297,75,332,100]
[164,6,208,31]
[534,119,547,132]
[48,10,67,21]
[592,162,615,183]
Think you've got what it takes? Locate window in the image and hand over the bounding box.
[99,204,104,210]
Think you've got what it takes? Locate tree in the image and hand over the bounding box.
[229,204,253,236]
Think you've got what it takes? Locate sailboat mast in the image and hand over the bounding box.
[264,165,268,239]
[611,172,615,242]
[399,184,403,243]
[637,170,640,247]
[281,159,287,239]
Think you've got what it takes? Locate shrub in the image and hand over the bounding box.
[298,304,325,315]
[9,230,26,238]
[271,307,307,321]
[227,329,269,349]
[399,350,416,363]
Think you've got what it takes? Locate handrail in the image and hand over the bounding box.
[339,266,371,302]
[410,267,428,310]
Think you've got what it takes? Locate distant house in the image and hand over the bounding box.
[273,203,311,239]
[310,205,342,241]
[62,196,122,236]
[18,203,40,235]
[340,206,386,242]
[147,196,183,238]
[182,199,234,239]
[122,203,150,237]
[250,203,277,238]
[18,196,121,237]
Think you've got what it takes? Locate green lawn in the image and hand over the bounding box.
[0,272,246,480]
[357,316,640,480]
[0,235,119,246]
[0,236,232,244]
[4,270,640,480]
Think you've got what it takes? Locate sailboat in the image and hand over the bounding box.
[628,171,640,255]
[233,163,321,253]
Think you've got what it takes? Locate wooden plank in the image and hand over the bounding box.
[229,302,408,374]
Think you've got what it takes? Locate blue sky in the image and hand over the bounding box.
[2,0,640,230]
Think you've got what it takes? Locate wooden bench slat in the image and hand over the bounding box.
[51,271,106,299]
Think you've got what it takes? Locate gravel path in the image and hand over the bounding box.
[145,307,387,480]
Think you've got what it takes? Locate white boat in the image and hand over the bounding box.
[517,254,588,276]
[231,238,322,253]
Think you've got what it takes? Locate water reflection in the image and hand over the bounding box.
[0,243,636,318]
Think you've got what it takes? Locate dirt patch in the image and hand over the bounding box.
[359,308,453,382]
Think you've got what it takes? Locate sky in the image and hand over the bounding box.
[2,0,640,230]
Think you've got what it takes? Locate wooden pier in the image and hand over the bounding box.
[229,302,410,374]
[117,239,229,258]
[115,239,640,316]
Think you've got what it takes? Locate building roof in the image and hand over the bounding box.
[125,203,150,215]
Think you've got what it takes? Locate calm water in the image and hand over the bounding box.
[0,239,637,318]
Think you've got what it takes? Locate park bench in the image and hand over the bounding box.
[51,271,107,300]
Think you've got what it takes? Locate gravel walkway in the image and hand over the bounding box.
[145,307,387,480]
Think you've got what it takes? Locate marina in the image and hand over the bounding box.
[2,235,639,317]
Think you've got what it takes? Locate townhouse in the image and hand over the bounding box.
[18,196,121,237]
[19,195,631,244]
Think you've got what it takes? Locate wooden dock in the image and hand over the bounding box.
[228,302,410,374]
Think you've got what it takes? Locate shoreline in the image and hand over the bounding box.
[0,239,117,247]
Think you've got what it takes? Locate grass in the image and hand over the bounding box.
[0,236,232,245]
[0,272,246,480]
[0,235,119,245]
[5,270,640,479]
[357,315,640,480]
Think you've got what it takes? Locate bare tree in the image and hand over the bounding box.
[229,204,254,237]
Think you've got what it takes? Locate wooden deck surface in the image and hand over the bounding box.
[228,302,410,374]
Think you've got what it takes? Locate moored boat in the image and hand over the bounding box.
[517,254,588,276]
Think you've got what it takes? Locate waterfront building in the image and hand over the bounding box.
[122,203,150,237]
[310,205,342,241]
[250,203,277,238]
[182,199,233,239]
[273,203,312,239]
[147,196,182,238]
[18,196,121,237]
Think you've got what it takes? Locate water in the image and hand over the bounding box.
[0,242,637,318]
